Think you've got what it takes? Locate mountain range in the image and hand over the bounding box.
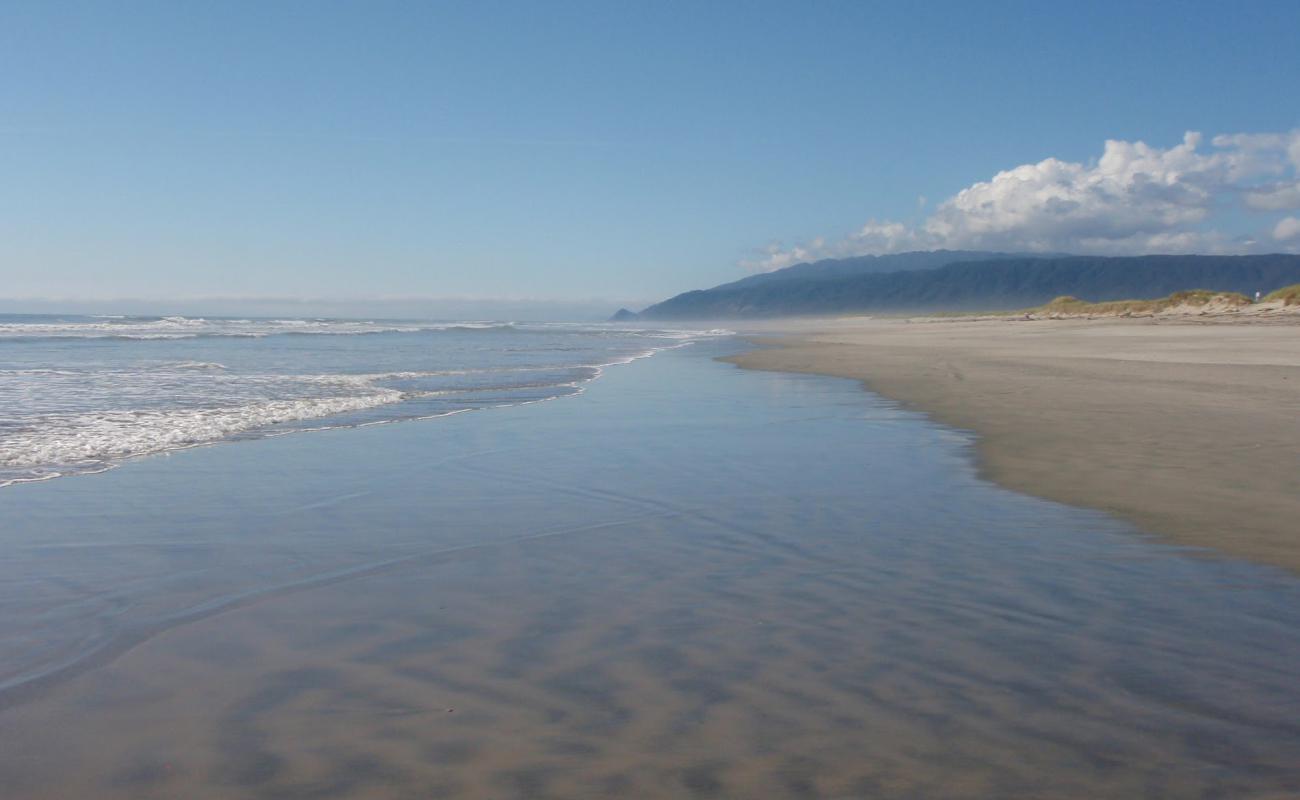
[625,252,1300,319]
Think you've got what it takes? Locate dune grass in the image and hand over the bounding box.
[914,285,1298,319]
[1262,284,1300,305]
[1034,290,1252,316]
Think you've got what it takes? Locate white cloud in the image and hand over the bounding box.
[1245,182,1300,211]
[746,129,1300,271]
[741,238,828,272]
[1275,216,1300,242]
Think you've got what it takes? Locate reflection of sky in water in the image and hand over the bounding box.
[1,339,1297,798]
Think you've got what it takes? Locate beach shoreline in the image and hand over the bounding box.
[724,313,1300,573]
[4,336,1299,797]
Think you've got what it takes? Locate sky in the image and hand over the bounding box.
[2,0,1299,316]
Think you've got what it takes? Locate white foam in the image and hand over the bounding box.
[0,389,404,471]
[0,320,733,486]
[158,361,228,371]
[0,316,516,340]
[0,316,730,342]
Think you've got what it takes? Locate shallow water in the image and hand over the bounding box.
[0,315,723,485]
[0,340,1297,798]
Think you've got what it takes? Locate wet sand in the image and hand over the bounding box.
[726,315,1300,573]
[2,341,1298,798]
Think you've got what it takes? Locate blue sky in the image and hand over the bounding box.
[2,1,1299,314]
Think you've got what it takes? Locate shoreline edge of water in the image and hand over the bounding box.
[721,314,1300,574]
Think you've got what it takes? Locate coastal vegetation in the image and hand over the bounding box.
[1033,290,1253,317]
[1263,283,1300,305]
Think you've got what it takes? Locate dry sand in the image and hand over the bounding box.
[726,313,1300,573]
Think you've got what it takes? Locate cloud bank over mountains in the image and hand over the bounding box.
[746,130,1300,272]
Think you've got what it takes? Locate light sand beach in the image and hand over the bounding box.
[727,313,1300,573]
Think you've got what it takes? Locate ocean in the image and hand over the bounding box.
[0,315,727,486]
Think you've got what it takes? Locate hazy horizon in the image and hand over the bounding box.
[9,246,1300,320]
[0,294,649,321]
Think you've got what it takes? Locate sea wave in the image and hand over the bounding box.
[0,389,405,472]
[0,320,733,486]
[158,361,228,371]
[0,316,519,341]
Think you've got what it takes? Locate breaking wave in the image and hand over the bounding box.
[0,319,732,486]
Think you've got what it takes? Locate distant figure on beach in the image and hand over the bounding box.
[1255,290,1262,302]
